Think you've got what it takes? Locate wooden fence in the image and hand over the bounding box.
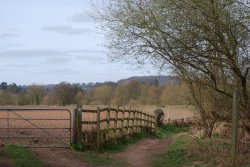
[166,117,195,125]
[72,106,156,150]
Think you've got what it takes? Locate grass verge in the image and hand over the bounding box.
[1,144,50,167]
[153,136,195,167]
[82,153,127,167]
[155,124,189,139]
[153,134,250,167]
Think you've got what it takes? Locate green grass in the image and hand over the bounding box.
[153,134,250,167]
[241,163,250,167]
[155,124,189,139]
[82,153,126,167]
[1,144,50,167]
[153,137,194,167]
[153,136,213,167]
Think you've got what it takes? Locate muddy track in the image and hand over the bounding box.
[111,138,171,167]
[32,139,172,167]
[32,134,184,167]
[32,148,93,167]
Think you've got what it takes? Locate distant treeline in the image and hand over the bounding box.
[0,80,189,106]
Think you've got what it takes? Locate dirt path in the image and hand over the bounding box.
[111,133,185,167]
[111,138,171,167]
[32,139,172,167]
[32,148,93,167]
[32,134,184,167]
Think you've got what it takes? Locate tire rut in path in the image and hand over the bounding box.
[112,138,172,167]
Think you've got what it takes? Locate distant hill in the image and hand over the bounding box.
[117,75,179,86]
[10,75,178,91]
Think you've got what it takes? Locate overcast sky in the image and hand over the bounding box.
[0,0,158,85]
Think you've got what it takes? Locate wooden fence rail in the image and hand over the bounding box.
[72,106,156,150]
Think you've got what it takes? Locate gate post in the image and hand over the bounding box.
[72,105,82,148]
[96,107,101,151]
[72,108,77,145]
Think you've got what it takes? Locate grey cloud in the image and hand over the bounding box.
[67,12,95,23]
[66,49,106,54]
[66,49,107,63]
[37,69,81,75]
[43,25,92,35]
[44,57,71,64]
[0,49,106,59]
[0,50,70,58]
[0,49,108,66]
[76,55,106,63]
[0,33,18,38]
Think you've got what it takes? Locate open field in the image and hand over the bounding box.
[0,105,195,146]
[80,105,196,127]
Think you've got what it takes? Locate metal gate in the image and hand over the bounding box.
[0,108,72,148]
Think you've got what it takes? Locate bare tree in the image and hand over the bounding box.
[94,0,250,136]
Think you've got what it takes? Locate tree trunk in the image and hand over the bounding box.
[203,121,215,138]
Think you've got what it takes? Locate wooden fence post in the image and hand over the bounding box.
[143,113,146,131]
[232,90,239,159]
[140,111,142,132]
[136,111,138,132]
[131,110,135,134]
[128,110,131,135]
[142,113,146,131]
[72,105,82,147]
[72,108,77,145]
[122,108,125,135]
[151,115,156,132]
[168,118,171,124]
[97,107,101,151]
[106,107,110,141]
[77,105,82,146]
[151,115,154,132]
[115,107,119,137]
[146,114,149,131]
